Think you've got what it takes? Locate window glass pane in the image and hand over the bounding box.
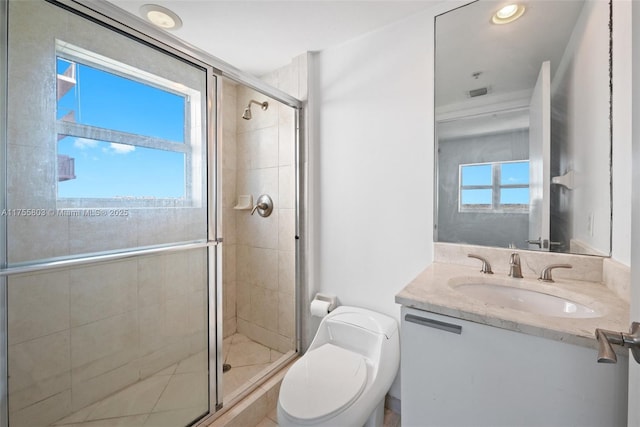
[461,164,492,186]
[461,189,492,205]
[57,135,185,199]
[500,188,530,205]
[56,58,185,142]
[500,161,529,185]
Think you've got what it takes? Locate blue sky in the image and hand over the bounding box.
[57,58,187,199]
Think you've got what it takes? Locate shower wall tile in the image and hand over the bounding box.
[223,130,238,170]
[279,107,295,167]
[187,290,207,335]
[237,280,252,321]
[70,311,138,369]
[136,337,191,379]
[8,330,70,399]
[9,389,71,427]
[237,127,279,170]
[69,260,138,327]
[137,257,166,309]
[8,371,70,414]
[238,246,278,290]
[224,316,237,338]
[250,285,278,333]
[8,270,70,345]
[237,167,279,203]
[223,207,238,245]
[278,209,296,252]
[237,210,279,249]
[224,280,237,321]
[71,362,139,412]
[279,165,295,209]
[278,251,295,296]
[224,244,237,284]
[233,58,301,353]
[222,167,238,209]
[278,292,295,338]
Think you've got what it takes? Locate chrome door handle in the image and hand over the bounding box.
[595,322,640,364]
[527,238,562,249]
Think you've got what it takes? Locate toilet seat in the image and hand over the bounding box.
[279,343,368,421]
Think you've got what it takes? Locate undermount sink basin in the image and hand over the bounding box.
[455,283,601,318]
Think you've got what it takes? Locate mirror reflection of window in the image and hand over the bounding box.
[459,161,529,212]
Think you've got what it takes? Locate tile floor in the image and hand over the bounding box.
[50,333,280,427]
[52,351,208,427]
[222,333,284,401]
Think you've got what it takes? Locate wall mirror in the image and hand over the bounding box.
[434,0,611,256]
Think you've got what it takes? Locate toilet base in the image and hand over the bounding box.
[363,398,385,427]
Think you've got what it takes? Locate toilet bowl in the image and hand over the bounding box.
[277,306,399,427]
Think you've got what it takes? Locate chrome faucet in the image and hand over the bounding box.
[538,264,572,282]
[508,252,523,278]
[467,254,493,274]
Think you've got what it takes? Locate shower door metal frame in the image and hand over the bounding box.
[0,0,221,424]
[0,0,306,425]
[0,1,8,426]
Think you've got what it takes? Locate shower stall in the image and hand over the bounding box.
[0,1,304,426]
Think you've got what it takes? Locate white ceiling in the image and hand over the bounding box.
[435,0,585,110]
[108,0,441,76]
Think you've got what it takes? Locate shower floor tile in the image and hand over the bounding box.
[52,334,283,427]
[222,333,283,400]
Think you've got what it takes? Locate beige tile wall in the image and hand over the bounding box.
[225,55,306,353]
[7,250,208,427]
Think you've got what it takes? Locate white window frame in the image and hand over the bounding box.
[55,40,203,208]
[459,160,529,213]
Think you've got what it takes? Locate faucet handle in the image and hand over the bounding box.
[538,264,572,282]
[508,252,523,278]
[468,254,493,274]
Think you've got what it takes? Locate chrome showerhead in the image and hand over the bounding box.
[242,99,269,120]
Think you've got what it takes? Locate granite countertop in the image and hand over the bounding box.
[395,262,630,351]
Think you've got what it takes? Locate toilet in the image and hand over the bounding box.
[277,306,399,427]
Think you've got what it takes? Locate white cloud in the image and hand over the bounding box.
[110,143,136,154]
[74,138,98,149]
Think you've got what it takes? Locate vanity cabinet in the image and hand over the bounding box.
[400,306,628,427]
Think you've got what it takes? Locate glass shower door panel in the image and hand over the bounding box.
[6,2,213,426]
[6,0,208,265]
[6,249,209,426]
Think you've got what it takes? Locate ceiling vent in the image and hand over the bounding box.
[468,87,489,98]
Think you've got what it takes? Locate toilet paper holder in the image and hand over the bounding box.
[313,293,337,312]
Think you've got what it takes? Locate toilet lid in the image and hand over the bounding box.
[279,343,368,421]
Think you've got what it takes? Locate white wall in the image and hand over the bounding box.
[311,8,435,321]
[310,4,440,400]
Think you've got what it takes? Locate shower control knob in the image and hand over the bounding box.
[251,194,273,217]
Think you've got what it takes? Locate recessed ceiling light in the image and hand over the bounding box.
[140,4,182,30]
[492,3,525,25]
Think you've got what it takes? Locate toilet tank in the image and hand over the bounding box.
[311,306,398,361]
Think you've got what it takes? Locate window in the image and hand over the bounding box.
[459,160,529,212]
[55,41,203,207]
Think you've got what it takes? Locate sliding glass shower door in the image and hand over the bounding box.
[3,1,217,426]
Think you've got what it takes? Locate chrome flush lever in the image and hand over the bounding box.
[595,322,640,364]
